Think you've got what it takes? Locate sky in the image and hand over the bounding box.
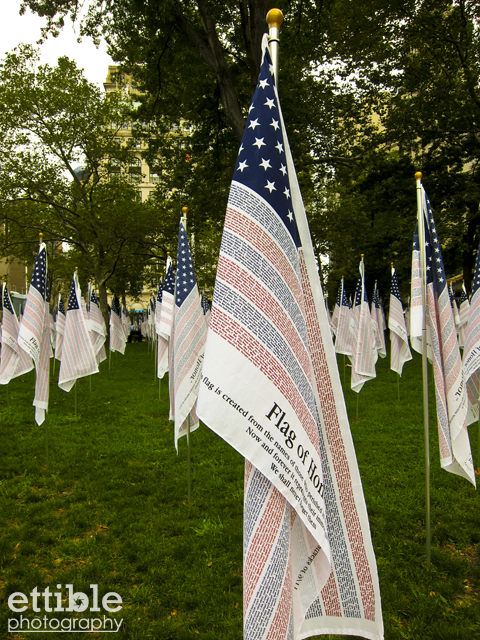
[1,1,114,88]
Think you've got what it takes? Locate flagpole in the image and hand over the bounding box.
[266,9,283,86]
[416,171,431,567]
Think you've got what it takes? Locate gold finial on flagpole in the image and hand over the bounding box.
[391,262,394,266]
[266,8,284,29]
[182,207,188,215]
[361,254,364,259]
[415,171,423,181]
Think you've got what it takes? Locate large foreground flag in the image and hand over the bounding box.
[197,36,382,640]
[169,221,207,449]
[0,282,34,384]
[416,187,475,484]
[59,271,99,392]
[17,241,51,425]
[388,265,412,375]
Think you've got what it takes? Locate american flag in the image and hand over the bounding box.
[462,242,480,427]
[59,271,98,392]
[417,188,475,484]
[409,226,425,356]
[371,282,386,358]
[449,282,461,330]
[17,242,51,425]
[54,295,66,361]
[201,291,211,326]
[0,282,33,384]
[157,257,174,380]
[169,221,207,450]
[109,297,126,354]
[351,257,377,393]
[88,285,107,363]
[458,282,470,349]
[330,283,341,336]
[388,266,412,375]
[334,277,353,356]
[197,36,382,640]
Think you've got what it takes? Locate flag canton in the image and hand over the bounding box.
[460,287,468,303]
[201,293,210,315]
[425,196,447,293]
[473,249,480,296]
[164,264,175,295]
[391,269,402,301]
[157,281,163,304]
[67,276,80,311]
[2,284,14,314]
[31,245,47,300]
[341,287,349,307]
[59,297,66,315]
[233,49,300,248]
[175,222,197,307]
[354,273,362,307]
[90,290,98,307]
[373,285,381,309]
[335,284,342,307]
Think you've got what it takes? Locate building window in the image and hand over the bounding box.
[150,172,161,184]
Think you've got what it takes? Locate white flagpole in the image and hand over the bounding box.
[416,171,431,566]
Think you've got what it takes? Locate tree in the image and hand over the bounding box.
[0,46,167,321]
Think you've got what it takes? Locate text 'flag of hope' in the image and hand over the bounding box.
[197,35,382,640]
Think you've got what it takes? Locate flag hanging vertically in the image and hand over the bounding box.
[0,282,34,384]
[110,297,126,355]
[334,277,353,357]
[197,35,382,640]
[351,257,377,393]
[330,282,341,337]
[17,241,51,425]
[54,295,66,362]
[201,291,211,327]
[389,265,412,375]
[158,258,175,381]
[458,282,470,349]
[88,285,107,363]
[59,271,98,392]
[462,243,480,426]
[371,282,386,358]
[416,188,475,484]
[169,221,207,450]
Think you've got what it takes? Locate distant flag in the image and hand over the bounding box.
[410,228,425,356]
[155,277,163,335]
[170,220,207,450]
[371,282,386,358]
[458,282,470,349]
[389,265,412,375]
[330,282,341,336]
[416,188,475,484]
[59,271,99,392]
[88,285,107,364]
[351,257,377,393]
[110,297,126,355]
[157,256,174,380]
[197,36,382,640]
[462,243,480,427]
[334,277,353,356]
[0,282,34,384]
[54,295,66,361]
[17,240,51,425]
[449,282,461,331]
[201,291,211,326]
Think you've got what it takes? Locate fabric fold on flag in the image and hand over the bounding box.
[0,282,34,384]
[197,35,382,640]
[372,283,386,359]
[169,221,207,451]
[59,271,99,392]
[416,187,475,485]
[110,297,126,355]
[458,283,469,349]
[88,285,107,364]
[54,295,66,362]
[17,241,51,425]
[158,258,175,380]
[388,266,412,375]
[462,241,480,432]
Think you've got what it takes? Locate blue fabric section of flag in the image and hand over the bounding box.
[473,241,480,297]
[341,285,349,308]
[157,280,163,304]
[3,284,14,314]
[163,264,175,295]
[424,196,446,293]
[67,276,80,311]
[31,246,47,300]
[201,292,210,315]
[335,284,342,307]
[175,221,197,307]
[233,49,300,248]
[354,272,362,307]
[112,297,121,317]
[89,291,97,308]
[373,285,381,308]
[460,288,468,304]
[391,270,402,302]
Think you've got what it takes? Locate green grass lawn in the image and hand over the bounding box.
[0,342,479,639]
